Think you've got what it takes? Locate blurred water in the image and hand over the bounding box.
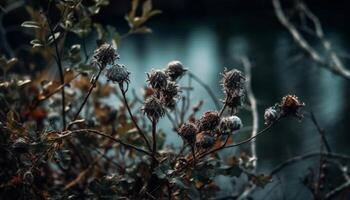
[89,18,350,198]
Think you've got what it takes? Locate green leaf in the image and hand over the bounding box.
[21,21,41,29]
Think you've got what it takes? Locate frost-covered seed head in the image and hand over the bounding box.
[93,43,118,67]
[219,115,243,134]
[178,123,198,144]
[197,111,220,131]
[106,64,130,84]
[142,96,165,121]
[165,60,187,81]
[264,107,279,125]
[222,68,245,95]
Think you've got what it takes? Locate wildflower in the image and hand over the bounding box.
[142,95,165,121]
[178,123,198,144]
[147,70,168,90]
[221,68,245,95]
[219,115,243,134]
[106,64,130,84]
[197,111,220,131]
[93,43,118,67]
[264,107,279,125]
[165,60,187,81]
[280,95,305,118]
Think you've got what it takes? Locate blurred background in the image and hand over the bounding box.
[1,0,350,198]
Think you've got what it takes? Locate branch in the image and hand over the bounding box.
[310,111,332,153]
[272,0,350,80]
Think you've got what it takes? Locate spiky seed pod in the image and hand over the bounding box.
[197,111,220,131]
[159,81,180,109]
[221,68,245,95]
[196,133,215,149]
[147,70,168,90]
[142,96,165,121]
[178,123,198,144]
[106,64,130,84]
[280,95,305,118]
[219,116,243,134]
[165,60,187,81]
[93,43,118,67]
[225,91,245,108]
[264,107,279,125]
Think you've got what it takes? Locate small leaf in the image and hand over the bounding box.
[21,21,41,29]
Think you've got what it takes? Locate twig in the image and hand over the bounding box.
[272,0,350,80]
[310,111,332,153]
[119,84,152,151]
[152,119,157,156]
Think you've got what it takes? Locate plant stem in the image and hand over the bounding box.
[152,119,157,156]
[119,84,152,151]
[73,68,103,121]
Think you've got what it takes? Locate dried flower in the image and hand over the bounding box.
[178,123,198,144]
[142,95,165,121]
[280,95,305,118]
[196,133,215,149]
[221,68,245,95]
[225,91,245,108]
[147,70,168,90]
[165,60,187,81]
[93,43,118,67]
[159,81,180,109]
[106,64,130,84]
[264,107,279,125]
[219,116,243,134]
[197,111,220,131]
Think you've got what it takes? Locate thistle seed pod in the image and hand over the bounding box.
[221,68,245,95]
[159,81,180,109]
[178,123,198,144]
[219,116,243,134]
[93,43,118,67]
[280,95,305,118]
[165,60,187,81]
[142,96,165,121]
[225,91,245,109]
[147,70,168,90]
[106,64,130,84]
[264,107,279,125]
[197,111,220,131]
[196,133,215,149]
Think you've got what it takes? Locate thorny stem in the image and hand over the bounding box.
[73,67,103,121]
[119,84,152,152]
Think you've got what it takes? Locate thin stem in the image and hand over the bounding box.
[152,119,157,156]
[119,84,152,151]
[310,111,332,153]
[188,71,221,110]
[47,16,66,129]
[58,129,154,158]
[73,68,103,121]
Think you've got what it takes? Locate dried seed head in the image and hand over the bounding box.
[196,133,215,149]
[280,95,305,118]
[93,43,118,67]
[159,81,180,110]
[222,68,245,95]
[147,70,168,90]
[165,60,187,81]
[106,64,130,84]
[225,91,245,109]
[264,107,279,125]
[12,138,29,153]
[142,96,165,121]
[23,171,34,185]
[178,123,198,144]
[219,116,243,134]
[197,111,220,131]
